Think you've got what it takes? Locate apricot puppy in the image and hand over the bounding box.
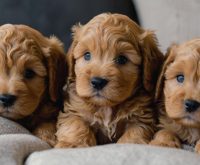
[150,39,200,154]
[0,24,67,146]
[56,13,163,148]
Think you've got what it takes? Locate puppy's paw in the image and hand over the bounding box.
[195,140,200,154]
[55,141,93,148]
[33,122,56,147]
[149,130,181,148]
[117,136,148,144]
[55,141,75,148]
[149,138,181,148]
[40,135,56,147]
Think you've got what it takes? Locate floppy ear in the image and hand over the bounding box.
[139,31,164,92]
[43,36,67,103]
[67,24,82,83]
[155,44,177,100]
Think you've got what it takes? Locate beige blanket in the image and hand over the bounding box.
[0,117,50,165]
[0,116,200,165]
[26,144,200,165]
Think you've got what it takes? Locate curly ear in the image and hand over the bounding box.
[139,31,164,92]
[155,44,177,100]
[14,25,67,103]
[67,24,82,83]
[43,36,67,103]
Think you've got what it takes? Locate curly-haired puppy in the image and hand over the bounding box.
[55,13,163,148]
[150,39,200,153]
[0,24,67,146]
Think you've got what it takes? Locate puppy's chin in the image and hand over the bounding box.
[77,88,129,107]
[166,107,200,128]
[76,84,134,107]
[85,94,117,107]
[176,117,200,128]
[0,100,39,120]
[0,112,25,120]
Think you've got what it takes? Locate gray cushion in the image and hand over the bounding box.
[0,134,50,165]
[0,116,30,135]
[134,0,200,52]
[25,144,200,165]
[0,117,51,165]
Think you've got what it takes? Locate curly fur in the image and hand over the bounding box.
[0,24,67,146]
[150,39,200,154]
[55,13,164,148]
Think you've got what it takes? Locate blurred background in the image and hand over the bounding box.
[0,0,199,52]
[0,0,139,49]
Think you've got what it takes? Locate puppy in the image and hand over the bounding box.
[0,24,67,146]
[55,13,163,148]
[150,39,200,153]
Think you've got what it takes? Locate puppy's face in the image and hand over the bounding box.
[68,13,163,107]
[74,31,141,106]
[160,40,200,127]
[0,24,66,119]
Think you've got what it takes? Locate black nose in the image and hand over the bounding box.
[0,94,17,107]
[184,99,200,113]
[91,77,108,90]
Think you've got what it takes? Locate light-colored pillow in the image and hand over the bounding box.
[0,116,30,135]
[133,0,200,52]
[0,117,51,165]
[26,144,200,165]
[0,134,50,165]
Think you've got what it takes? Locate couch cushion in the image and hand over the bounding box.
[25,144,200,165]
[0,134,50,165]
[0,116,30,135]
[134,0,200,52]
[0,117,51,165]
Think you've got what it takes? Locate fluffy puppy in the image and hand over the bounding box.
[55,13,163,148]
[150,39,200,153]
[0,24,67,146]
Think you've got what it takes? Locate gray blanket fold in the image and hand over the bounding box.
[0,117,30,135]
[0,134,50,165]
[1,117,200,165]
[0,117,51,165]
[25,144,200,165]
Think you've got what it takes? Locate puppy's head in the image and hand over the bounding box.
[0,24,66,119]
[156,39,200,127]
[68,13,163,106]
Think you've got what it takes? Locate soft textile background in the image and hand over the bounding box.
[0,0,139,49]
[26,144,200,165]
[0,117,50,165]
[134,0,200,52]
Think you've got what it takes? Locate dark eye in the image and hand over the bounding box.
[176,74,184,83]
[115,55,128,65]
[24,69,36,79]
[84,52,91,61]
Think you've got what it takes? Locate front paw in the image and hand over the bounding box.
[149,129,181,148]
[33,122,57,147]
[195,141,200,154]
[149,138,181,148]
[117,137,148,144]
[55,141,75,148]
[55,141,93,148]
[41,135,56,147]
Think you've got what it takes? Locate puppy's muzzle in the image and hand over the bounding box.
[0,94,17,107]
[91,77,108,90]
[184,99,200,113]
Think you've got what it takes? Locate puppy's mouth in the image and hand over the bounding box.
[183,115,200,122]
[0,107,24,119]
[91,92,109,101]
[0,106,13,113]
[175,115,200,128]
[93,92,105,98]
[86,91,117,106]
